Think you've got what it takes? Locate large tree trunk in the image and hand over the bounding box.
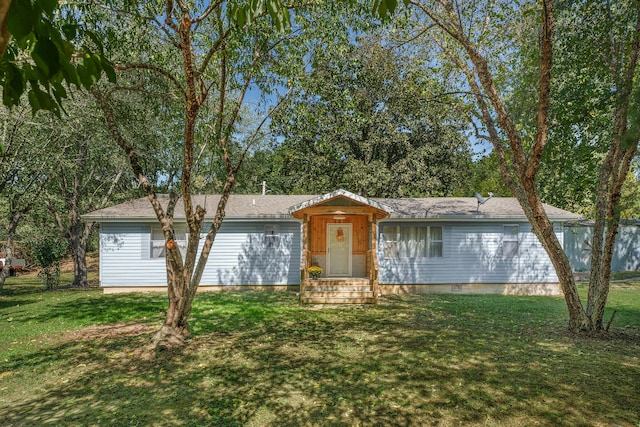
[95,2,276,354]
[149,253,191,350]
[519,178,590,331]
[68,221,94,288]
[413,0,638,333]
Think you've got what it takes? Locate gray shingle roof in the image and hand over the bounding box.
[375,197,580,220]
[84,192,581,222]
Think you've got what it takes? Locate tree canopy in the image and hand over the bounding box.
[270,37,472,197]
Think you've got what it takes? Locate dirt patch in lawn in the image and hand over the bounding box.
[61,322,157,343]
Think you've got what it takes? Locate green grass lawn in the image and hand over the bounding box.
[1,277,639,426]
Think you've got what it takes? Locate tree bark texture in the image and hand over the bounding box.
[0,216,18,295]
[422,0,590,330]
[586,2,640,330]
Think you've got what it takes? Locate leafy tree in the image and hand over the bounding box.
[0,104,56,293]
[33,233,68,290]
[40,93,133,288]
[466,152,512,197]
[0,0,114,115]
[377,0,640,332]
[547,0,640,329]
[620,161,640,218]
[270,37,472,197]
[88,0,296,351]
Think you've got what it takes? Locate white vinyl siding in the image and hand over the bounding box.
[563,223,640,272]
[378,222,561,285]
[99,221,300,288]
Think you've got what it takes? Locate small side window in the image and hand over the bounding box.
[151,225,166,258]
[150,225,187,258]
[264,225,280,249]
[503,224,519,257]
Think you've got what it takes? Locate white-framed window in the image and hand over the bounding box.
[503,224,519,257]
[263,224,280,249]
[150,225,187,258]
[382,224,443,259]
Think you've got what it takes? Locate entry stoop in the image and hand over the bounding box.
[301,278,376,304]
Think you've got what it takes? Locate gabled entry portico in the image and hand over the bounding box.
[289,189,391,304]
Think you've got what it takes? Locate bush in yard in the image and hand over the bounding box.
[33,237,68,290]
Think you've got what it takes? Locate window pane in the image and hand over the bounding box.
[429,241,443,257]
[383,226,398,259]
[264,225,280,249]
[503,225,519,257]
[503,241,518,257]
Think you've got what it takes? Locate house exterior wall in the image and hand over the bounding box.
[98,219,564,290]
[377,221,562,285]
[99,220,301,288]
[564,224,640,272]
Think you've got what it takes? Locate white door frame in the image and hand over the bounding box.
[327,223,352,277]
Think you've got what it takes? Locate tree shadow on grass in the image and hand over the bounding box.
[24,292,169,325]
[1,294,639,426]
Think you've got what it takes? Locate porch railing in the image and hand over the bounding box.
[367,249,379,303]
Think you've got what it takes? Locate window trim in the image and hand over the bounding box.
[502,224,519,258]
[263,224,280,249]
[149,224,187,259]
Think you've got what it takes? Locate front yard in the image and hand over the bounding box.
[1,276,639,426]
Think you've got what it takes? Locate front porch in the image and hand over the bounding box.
[289,190,391,304]
[300,277,376,304]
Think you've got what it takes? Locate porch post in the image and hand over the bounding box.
[371,215,379,304]
[368,214,379,303]
[300,214,309,302]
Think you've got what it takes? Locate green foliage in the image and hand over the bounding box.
[229,0,291,32]
[534,0,640,215]
[372,0,409,18]
[1,0,115,115]
[32,235,68,290]
[620,161,640,218]
[270,37,472,197]
[466,152,512,197]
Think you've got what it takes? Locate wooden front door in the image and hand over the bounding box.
[327,223,352,276]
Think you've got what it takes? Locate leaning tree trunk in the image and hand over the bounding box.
[587,140,638,329]
[586,4,640,330]
[519,178,591,331]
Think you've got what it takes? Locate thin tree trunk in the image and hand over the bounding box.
[586,2,640,331]
[0,214,19,295]
[423,0,590,330]
[0,0,11,59]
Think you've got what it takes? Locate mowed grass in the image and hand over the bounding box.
[0,277,639,426]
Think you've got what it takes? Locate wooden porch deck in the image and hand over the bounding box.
[300,277,377,304]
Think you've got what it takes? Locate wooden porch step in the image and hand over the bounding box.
[300,296,376,304]
[304,290,373,298]
[301,277,376,304]
[305,285,372,292]
[308,278,370,286]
